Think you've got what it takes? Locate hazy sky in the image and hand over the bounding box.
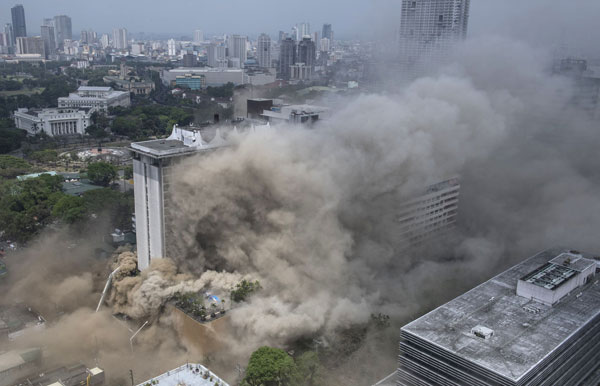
[2,0,599,55]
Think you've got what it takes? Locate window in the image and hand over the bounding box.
[439,15,444,22]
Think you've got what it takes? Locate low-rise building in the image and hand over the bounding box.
[135,363,228,386]
[58,86,130,112]
[14,107,94,136]
[161,67,245,87]
[175,73,206,90]
[0,304,45,342]
[0,348,42,386]
[260,104,329,125]
[103,76,155,95]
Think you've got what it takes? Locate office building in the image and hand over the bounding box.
[175,73,206,90]
[11,4,26,42]
[297,37,316,70]
[290,63,312,80]
[182,53,197,67]
[135,363,228,386]
[131,125,235,270]
[161,67,245,87]
[53,15,72,49]
[194,29,204,43]
[322,23,333,41]
[257,33,272,68]
[397,247,600,386]
[278,37,296,80]
[15,36,45,57]
[112,28,128,50]
[399,0,470,79]
[4,24,14,47]
[295,22,310,40]
[167,38,177,56]
[227,34,247,67]
[40,25,56,57]
[207,43,227,68]
[58,86,131,112]
[13,107,94,136]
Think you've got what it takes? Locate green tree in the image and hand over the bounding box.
[30,149,59,164]
[0,155,31,179]
[85,124,108,140]
[52,195,86,223]
[87,162,117,186]
[243,347,299,386]
[295,352,323,386]
[231,280,262,303]
[0,128,27,154]
[123,165,133,180]
[82,188,134,230]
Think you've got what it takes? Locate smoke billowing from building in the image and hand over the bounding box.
[2,36,600,384]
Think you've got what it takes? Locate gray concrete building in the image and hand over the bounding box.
[161,67,245,87]
[397,247,600,385]
[11,4,26,43]
[399,0,470,79]
[278,37,296,80]
[40,25,56,58]
[257,33,272,68]
[53,15,72,49]
[58,86,130,112]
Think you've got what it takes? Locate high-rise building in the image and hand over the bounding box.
[207,43,227,68]
[320,37,331,53]
[182,53,197,67]
[100,34,110,49]
[399,0,470,79]
[278,37,296,80]
[40,25,56,58]
[257,33,271,68]
[322,23,333,41]
[53,15,72,49]
[295,22,310,40]
[278,30,286,43]
[167,38,177,56]
[112,28,128,50]
[193,29,204,43]
[397,247,600,386]
[11,5,26,43]
[227,34,247,67]
[297,37,316,70]
[80,30,88,44]
[4,23,14,48]
[15,36,45,57]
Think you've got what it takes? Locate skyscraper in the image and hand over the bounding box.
[80,30,88,44]
[297,37,316,70]
[167,38,177,56]
[53,15,72,49]
[257,33,272,68]
[112,28,128,50]
[100,34,110,49]
[4,24,14,48]
[227,34,247,67]
[295,22,310,40]
[207,43,227,68]
[193,29,204,43]
[11,5,26,43]
[322,23,332,40]
[40,25,56,58]
[278,37,296,80]
[398,0,470,78]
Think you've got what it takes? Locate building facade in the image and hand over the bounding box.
[15,36,45,57]
[399,0,470,79]
[14,107,93,136]
[11,4,26,43]
[175,74,206,90]
[194,29,204,43]
[58,86,130,112]
[297,37,316,70]
[228,34,247,67]
[278,37,296,80]
[40,25,56,57]
[112,28,128,50]
[207,44,228,68]
[397,247,600,386]
[257,33,272,68]
[135,363,228,386]
[53,15,72,49]
[161,67,245,87]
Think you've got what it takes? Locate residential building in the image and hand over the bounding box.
[320,37,331,53]
[135,363,228,386]
[4,23,14,47]
[182,53,197,67]
[397,247,600,386]
[11,4,26,42]
[13,107,94,136]
[207,43,227,68]
[112,28,128,50]
[40,25,56,58]
[16,36,45,57]
[278,37,296,80]
[100,34,109,49]
[131,42,144,55]
[194,29,204,44]
[167,38,177,56]
[297,37,316,70]
[398,0,470,79]
[53,15,72,49]
[290,63,312,81]
[161,67,245,87]
[227,34,247,67]
[296,22,310,40]
[257,33,272,68]
[58,86,130,112]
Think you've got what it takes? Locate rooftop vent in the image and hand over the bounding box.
[471,325,494,340]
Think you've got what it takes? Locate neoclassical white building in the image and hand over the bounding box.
[58,86,130,112]
[14,107,94,136]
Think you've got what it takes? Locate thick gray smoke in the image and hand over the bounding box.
[111,36,600,356]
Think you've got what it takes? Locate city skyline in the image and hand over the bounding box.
[0,0,599,55]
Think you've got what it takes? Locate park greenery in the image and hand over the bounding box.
[109,104,194,139]
[0,128,27,154]
[230,279,262,303]
[87,162,117,186]
[0,161,133,243]
[242,347,323,386]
